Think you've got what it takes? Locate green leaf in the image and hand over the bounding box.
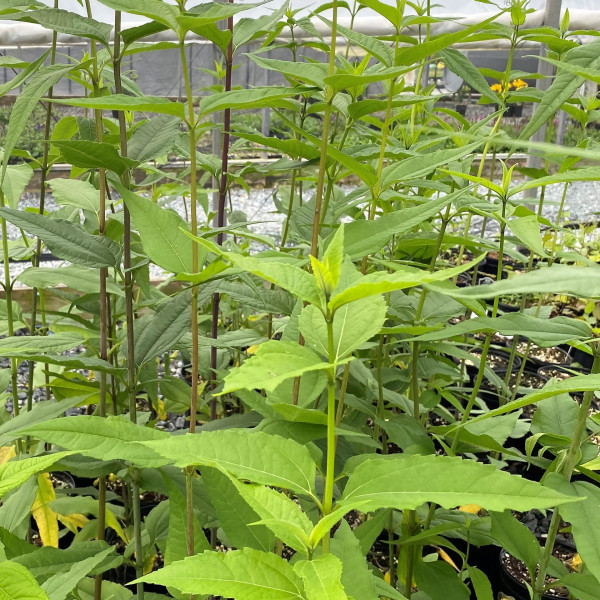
[343,191,464,259]
[19,415,169,468]
[509,215,547,256]
[198,87,300,117]
[467,566,494,600]
[0,207,122,268]
[324,65,412,93]
[408,314,592,348]
[249,56,327,88]
[202,467,275,552]
[0,452,72,497]
[339,455,578,512]
[220,340,346,395]
[490,510,540,575]
[0,333,85,356]
[439,48,500,104]
[328,260,479,311]
[445,265,600,300]
[520,41,600,140]
[2,163,34,208]
[136,548,306,599]
[163,477,210,568]
[299,296,386,361]
[94,0,179,30]
[235,132,320,161]
[0,397,93,447]
[120,185,202,273]
[555,573,600,600]
[414,561,470,600]
[48,178,99,217]
[143,429,317,497]
[18,266,124,296]
[330,521,378,600]
[1,62,83,183]
[0,51,49,97]
[531,394,579,440]
[380,141,482,190]
[51,95,185,119]
[330,19,393,66]
[51,141,138,175]
[509,167,600,195]
[545,474,600,584]
[134,290,191,368]
[6,8,112,45]
[128,115,180,163]
[231,478,313,554]
[0,562,49,600]
[41,547,114,600]
[294,555,349,600]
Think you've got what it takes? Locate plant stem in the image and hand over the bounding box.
[322,313,337,553]
[113,12,143,599]
[211,7,234,421]
[26,0,58,416]
[83,3,107,598]
[310,0,337,258]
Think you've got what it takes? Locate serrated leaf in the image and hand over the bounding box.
[2,163,33,208]
[18,266,124,296]
[143,429,316,497]
[128,115,180,163]
[48,178,99,217]
[294,554,349,600]
[0,208,122,268]
[52,141,138,175]
[19,416,169,468]
[221,340,346,395]
[91,0,178,30]
[0,333,85,356]
[300,296,386,361]
[120,185,202,274]
[137,548,306,599]
[198,87,300,117]
[340,455,578,512]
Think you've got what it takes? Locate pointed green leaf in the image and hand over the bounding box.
[0,51,49,97]
[48,178,100,217]
[51,141,138,174]
[2,163,34,208]
[120,185,202,273]
[18,266,124,296]
[0,207,121,268]
[0,333,85,356]
[294,554,349,600]
[340,455,578,512]
[0,452,72,497]
[94,0,179,30]
[6,8,112,45]
[41,547,114,600]
[414,560,470,600]
[545,474,600,584]
[1,62,83,183]
[202,467,275,552]
[51,95,185,119]
[300,296,386,361]
[221,340,346,395]
[128,115,180,163]
[143,429,317,497]
[198,87,300,117]
[19,415,169,468]
[137,548,306,599]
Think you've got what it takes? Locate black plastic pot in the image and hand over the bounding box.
[455,103,467,115]
[498,549,558,600]
[505,104,523,118]
[563,346,594,371]
[463,349,521,385]
[479,368,548,410]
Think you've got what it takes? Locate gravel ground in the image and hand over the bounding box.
[6,179,600,284]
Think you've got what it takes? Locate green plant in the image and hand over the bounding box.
[3,1,600,599]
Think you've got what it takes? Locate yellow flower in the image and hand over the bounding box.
[512,78,528,89]
[490,83,503,93]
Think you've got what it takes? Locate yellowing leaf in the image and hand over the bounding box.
[144,553,157,575]
[569,553,583,572]
[0,446,16,465]
[31,473,58,548]
[438,549,460,572]
[459,504,482,515]
[105,508,128,543]
[57,513,88,533]
[246,344,260,355]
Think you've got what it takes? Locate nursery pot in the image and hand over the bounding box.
[498,549,560,600]
[505,104,523,117]
[462,349,521,385]
[505,341,573,369]
[455,103,467,115]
